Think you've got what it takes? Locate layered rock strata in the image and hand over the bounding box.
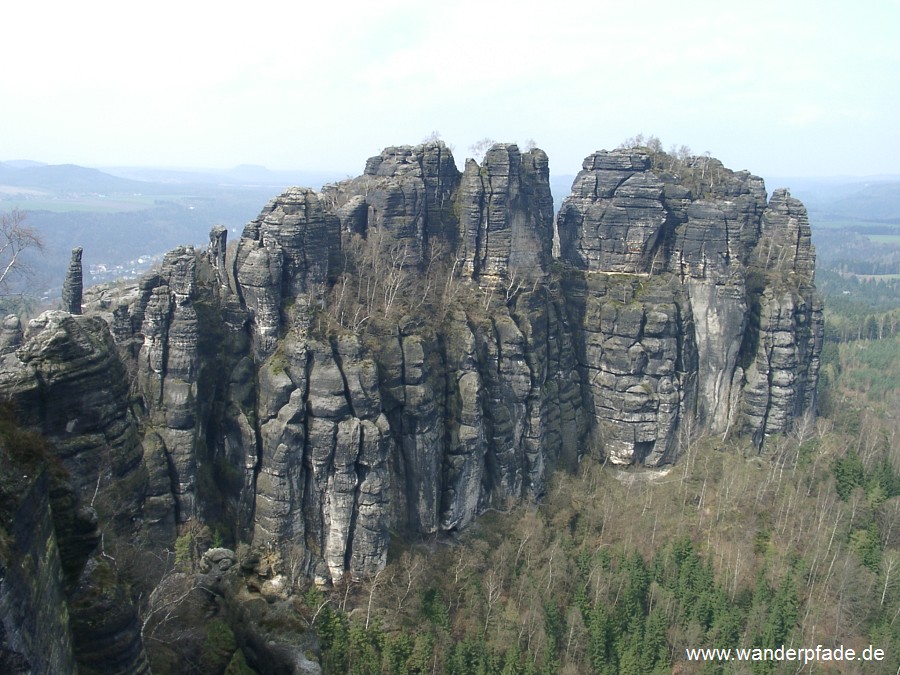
[320,141,461,262]
[458,144,555,282]
[1,311,148,530]
[556,150,818,461]
[62,247,84,315]
[740,189,823,443]
[0,422,149,674]
[0,142,823,601]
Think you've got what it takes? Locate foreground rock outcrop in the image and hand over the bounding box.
[0,141,823,670]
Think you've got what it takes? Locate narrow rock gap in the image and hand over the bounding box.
[329,338,356,419]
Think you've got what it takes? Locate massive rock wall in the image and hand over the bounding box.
[0,142,823,600]
[458,144,555,282]
[556,150,818,461]
[0,311,149,535]
[320,141,460,264]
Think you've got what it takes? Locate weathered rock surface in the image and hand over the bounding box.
[561,271,691,464]
[0,142,823,615]
[251,332,392,580]
[558,151,668,274]
[0,315,22,355]
[458,144,555,282]
[131,246,205,524]
[68,556,151,675]
[321,141,461,262]
[557,149,820,457]
[1,312,148,530]
[741,189,822,443]
[0,425,148,674]
[62,246,84,315]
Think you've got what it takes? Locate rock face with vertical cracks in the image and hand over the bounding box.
[252,332,392,581]
[458,144,555,283]
[320,141,461,264]
[0,311,148,533]
[558,151,668,274]
[235,187,341,358]
[556,149,810,461]
[740,189,822,443]
[136,246,203,522]
[0,142,823,603]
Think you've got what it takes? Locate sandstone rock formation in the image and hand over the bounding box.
[458,144,555,283]
[62,246,84,315]
[556,149,818,462]
[0,141,823,671]
[320,141,460,262]
[0,413,149,674]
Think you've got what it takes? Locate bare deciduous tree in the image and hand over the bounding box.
[469,137,496,161]
[618,133,646,149]
[391,551,425,611]
[0,209,43,294]
[881,550,899,607]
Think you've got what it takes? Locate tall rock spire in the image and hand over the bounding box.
[62,247,83,315]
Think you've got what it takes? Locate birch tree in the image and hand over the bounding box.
[0,209,43,294]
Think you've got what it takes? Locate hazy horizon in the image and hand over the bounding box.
[3,1,898,180]
[5,158,900,192]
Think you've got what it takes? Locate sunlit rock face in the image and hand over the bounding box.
[556,149,819,462]
[0,142,822,594]
[558,150,668,274]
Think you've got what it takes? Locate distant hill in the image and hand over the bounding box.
[1,160,351,198]
[102,164,348,190]
[0,160,310,297]
[825,181,900,222]
[0,162,151,194]
[1,159,48,170]
[767,176,900,223]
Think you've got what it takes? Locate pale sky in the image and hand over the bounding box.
[3,0,898,179]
